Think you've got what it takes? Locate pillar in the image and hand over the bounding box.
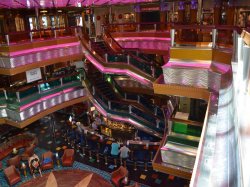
[214,7,221,25]
[160,11,167,31]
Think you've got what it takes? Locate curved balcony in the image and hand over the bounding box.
[0,72,87,127]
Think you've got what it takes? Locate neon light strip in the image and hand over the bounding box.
[115,37,171,42]
[20,88,78,111]
[85,53,152,86]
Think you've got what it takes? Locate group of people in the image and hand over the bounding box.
[111,142,130,160]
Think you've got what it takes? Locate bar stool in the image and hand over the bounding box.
[123,160,127,168]
[120,157,123,166]
[150,151,154,161]
[133,161,137,171]
[104,155,108,165]
[96,152,100,163]
[114,157,117,168]
[88,150,92,159]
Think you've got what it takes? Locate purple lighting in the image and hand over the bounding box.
[85,53,152,86]
[0,0,159,9]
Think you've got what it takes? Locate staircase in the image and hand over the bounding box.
[84,67,165,137]
[91,41,114,57]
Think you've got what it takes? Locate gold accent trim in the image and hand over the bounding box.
[170,48,212,61]
[153,81,210,101]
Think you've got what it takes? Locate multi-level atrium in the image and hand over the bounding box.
[0,0,249,186]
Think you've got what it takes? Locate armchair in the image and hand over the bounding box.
[61,149,74,167]
[4,165,21,186]
[111,166,128,187]
[7,155,21,168]
[21,144,36,161]
[41,151,54,170]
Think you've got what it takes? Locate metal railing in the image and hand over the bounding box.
[1,27,79,46]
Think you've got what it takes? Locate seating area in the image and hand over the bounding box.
[0,134,38,160]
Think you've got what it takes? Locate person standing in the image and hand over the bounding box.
[119,144,130,159]
[111,141,120,157]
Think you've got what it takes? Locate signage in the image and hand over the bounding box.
[26,68,42,83]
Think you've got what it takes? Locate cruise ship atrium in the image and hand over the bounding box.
[0,0,249,186]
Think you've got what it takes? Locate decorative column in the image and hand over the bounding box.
[109,6,113,24]
[178,2,185,23]
[134,4,140,27]
[213,2,221,25]
[160,3,168,31]
[190,1,198,24]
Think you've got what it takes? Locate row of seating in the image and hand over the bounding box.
[3,149,75,186]
[0,133,38,160]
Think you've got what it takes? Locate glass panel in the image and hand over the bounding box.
[19,86,39,99]
[62,74,80,84]
[39,79,61,92]
[130,57,152,74]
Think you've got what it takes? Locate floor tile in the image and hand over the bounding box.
[140,174,147,180]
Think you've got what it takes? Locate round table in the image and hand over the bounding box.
[20,169,112,187]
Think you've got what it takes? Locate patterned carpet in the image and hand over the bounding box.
[0,147,149,187]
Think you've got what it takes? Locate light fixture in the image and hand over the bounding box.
[57,10,62,13]
[40,10,47,13]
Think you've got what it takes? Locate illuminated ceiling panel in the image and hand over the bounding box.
[0,0,159,9]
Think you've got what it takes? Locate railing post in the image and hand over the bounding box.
[212,28,217,48]
[156,119,160,128]
[137,24,140,32]
[232,30,238,62]
[137,95,140,103]
[37,85,41,94]
[108,101,111,110]
[89,40,91,49]
[170,29,175,47]
[92,86,95,95]
[129,105,132,114]
[3,90,8,99]
[74,27,77,37]
[105,53,108,62]
[60,78,63,86]
[16,92,20,102]
[127,55,130,64]
[5,35,9,45]
[151,66,155,78]
[124,93,127,100]
[54,29,57,38]
[154,24,157,31]
[122,25,124,32]
[29,32,33,42]
[168,120,173,135]
[154,107,157,115]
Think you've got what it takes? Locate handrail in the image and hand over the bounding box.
[110,75,164,119]
[1,26,80,46]
[84,71,163,128]
[92,80,162,122]
[106,22,168,26]
[6,71,80,92]
[79,35,154,85]
[103,29,155,66]
[3,26,79,36]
